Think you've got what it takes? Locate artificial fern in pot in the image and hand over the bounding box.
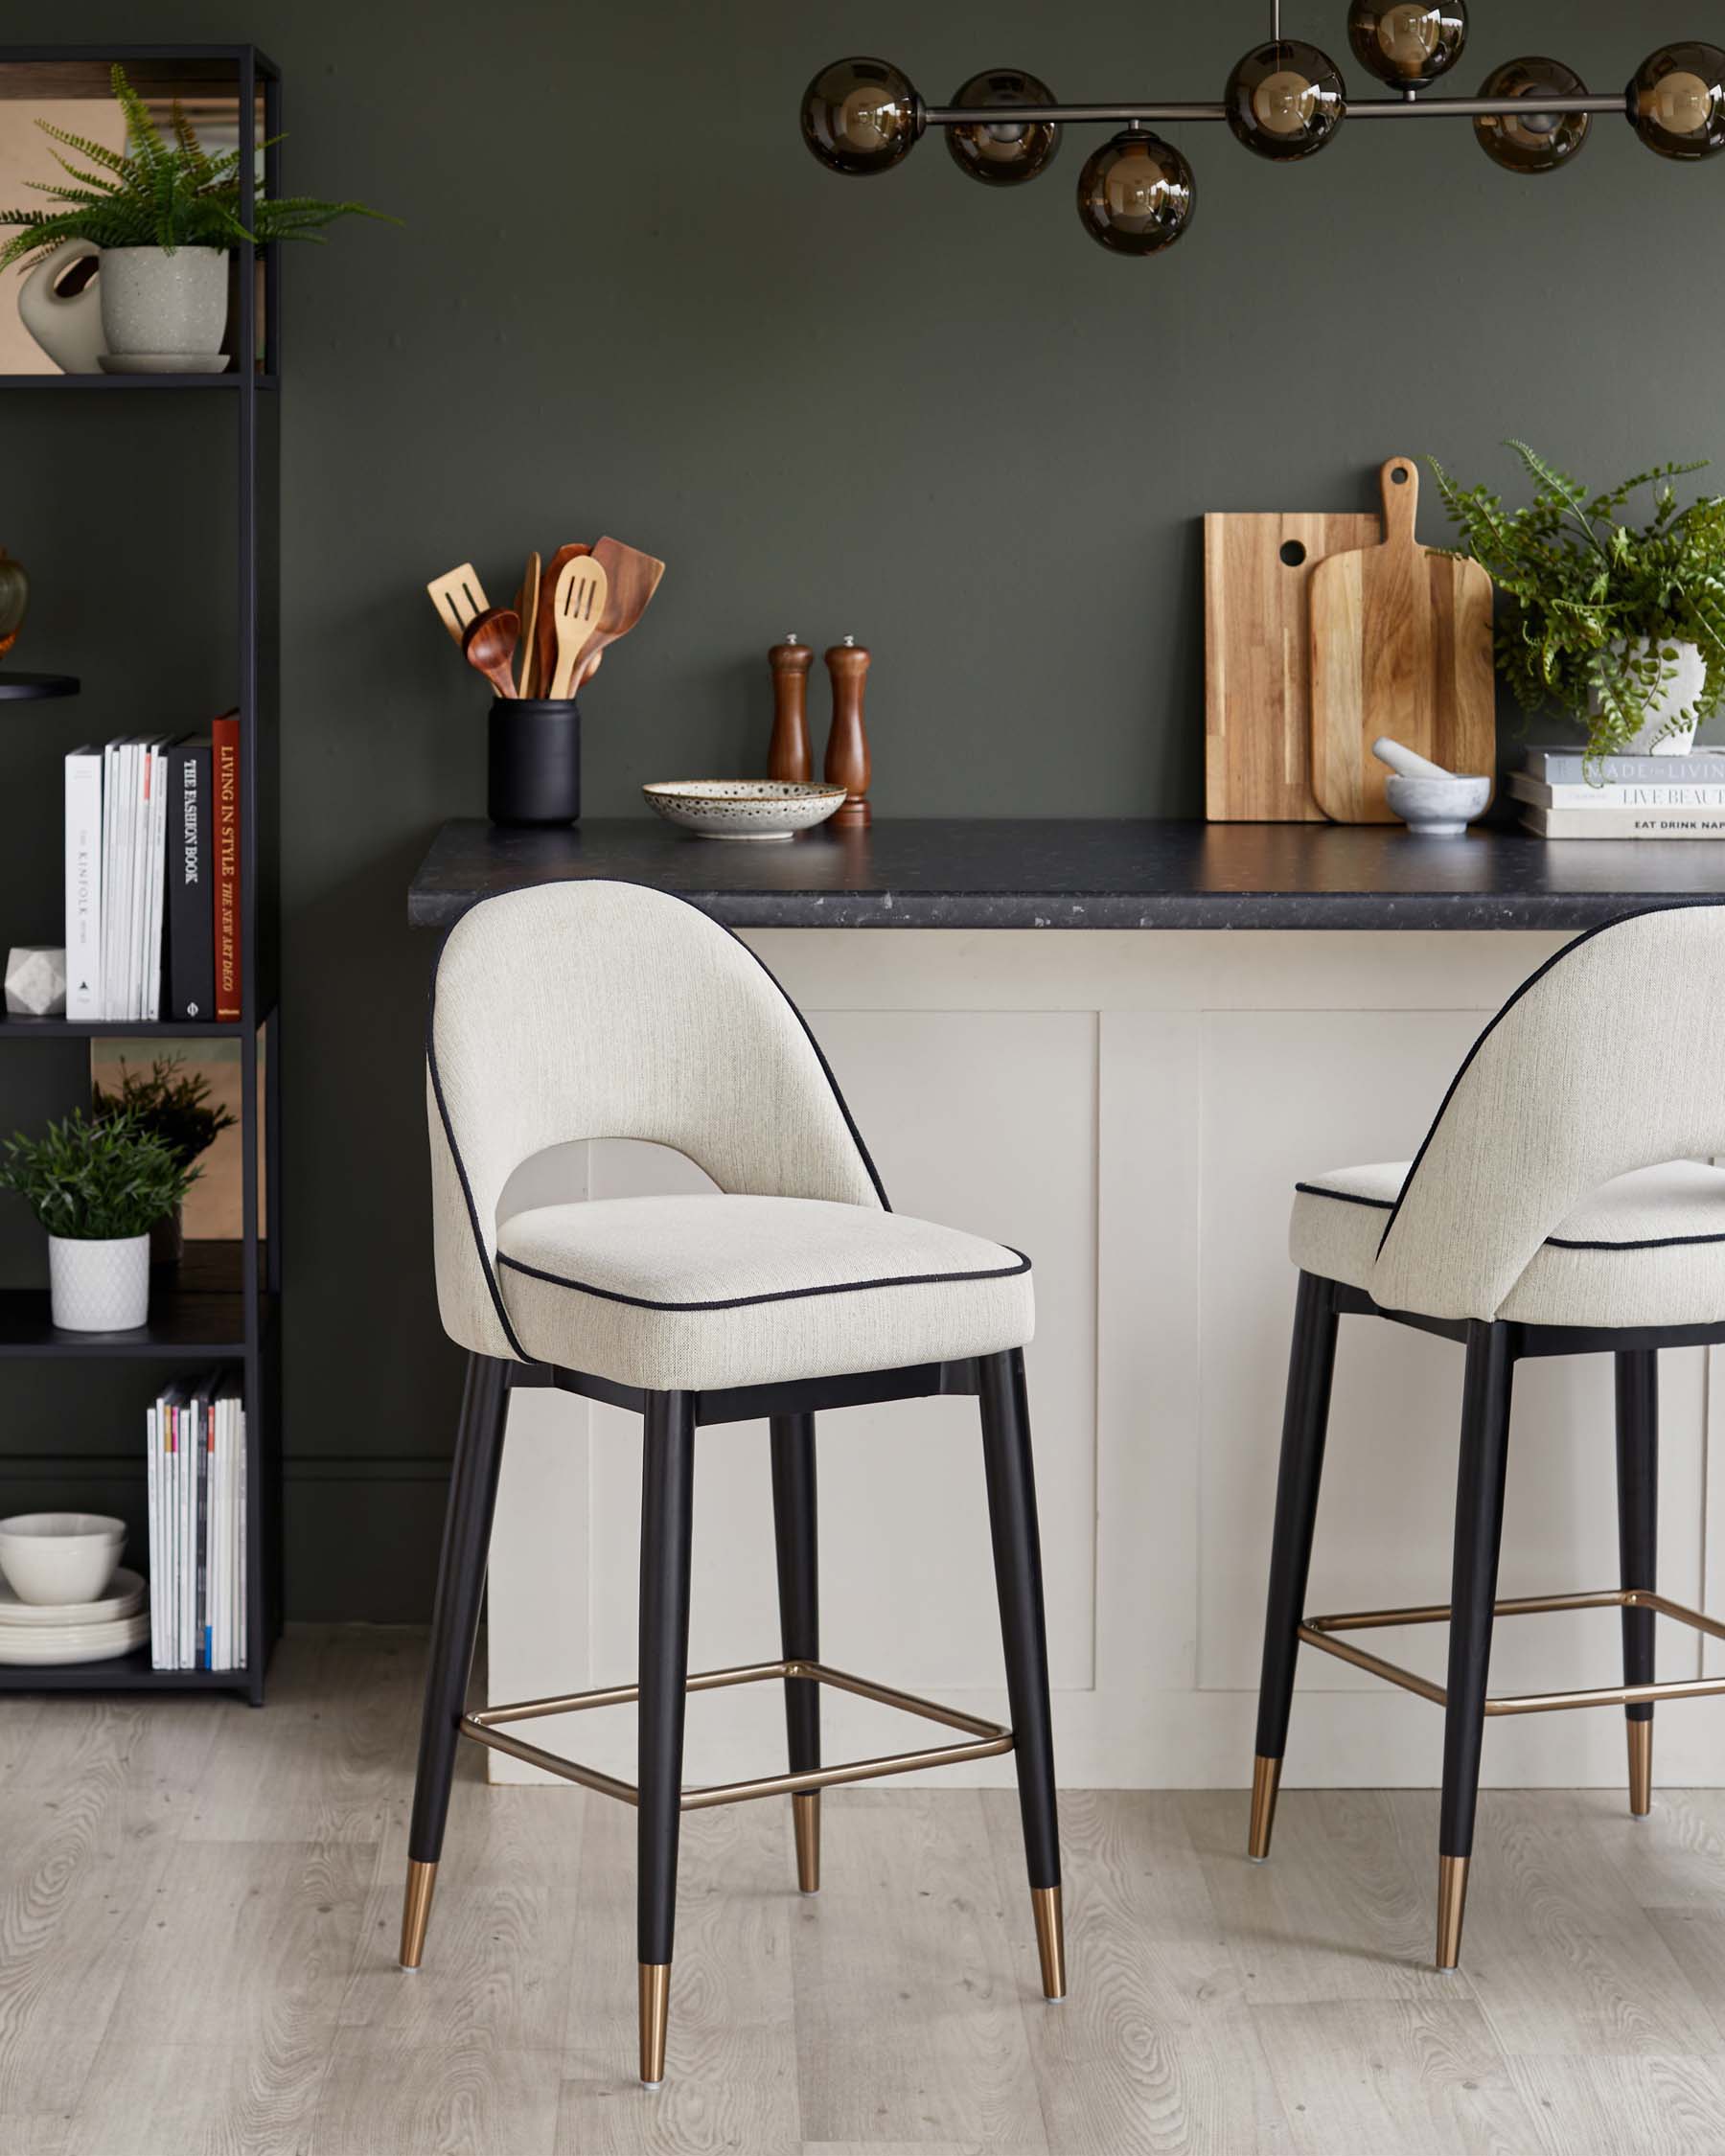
[0,62,392,371]
[1430,440,1725,764]
[0,1107,197,1331]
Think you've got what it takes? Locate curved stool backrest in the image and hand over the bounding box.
[427,880,886,1360]
[1369,902,1725,1322]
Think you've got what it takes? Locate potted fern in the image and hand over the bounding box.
[0,1107,196,1331]
[0,62,391,371]
[1431,442,1725,763]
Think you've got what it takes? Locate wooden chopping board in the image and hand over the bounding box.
[1308,456,1495,823]
[1205,509,1380,820]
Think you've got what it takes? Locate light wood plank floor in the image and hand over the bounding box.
[6,1628,1725,2154]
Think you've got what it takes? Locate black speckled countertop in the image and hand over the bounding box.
[407,818,1725,932]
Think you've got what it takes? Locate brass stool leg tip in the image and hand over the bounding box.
[399,1859,437,1971]
[793,1791,821,1894]
[638,1962,671,2086]
[1031,1884,1067,2000]
[1248,1755,1282,1863]
[1628,1718,1653,1819]
[1436,1853,1469,1971]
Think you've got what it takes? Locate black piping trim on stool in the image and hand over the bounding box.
[1372,899,1725,1265]
[497,1245,1031,1314]
[1300,1179,1725,1255]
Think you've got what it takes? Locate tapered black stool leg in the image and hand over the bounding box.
[401,1352,512,1969]
[1615,1349,1659,1819]
[1437,1319,1515,1971]
[978,1347,1066,2000]
[637,1389,697,2085]
[1248,1271,1342,1861]
[770,1412,821,1893]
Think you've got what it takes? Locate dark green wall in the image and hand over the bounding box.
[12,2,1721,1615]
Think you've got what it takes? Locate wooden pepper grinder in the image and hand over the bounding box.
[824,635,871,827]
[766,634,813,782]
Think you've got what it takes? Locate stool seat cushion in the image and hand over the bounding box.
[494,1193,1034,1391]
[1292,1158,1725,1328]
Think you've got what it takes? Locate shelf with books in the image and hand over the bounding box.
[0,42,282,1705]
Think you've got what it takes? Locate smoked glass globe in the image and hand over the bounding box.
[1626,42,1725,160]
[1346,2,1467,89]
[1075,130,1194,256]
[1473,57,1591,173]
[800,57,923,176]
[1225,40,1346,160]
[946,69,1061,186]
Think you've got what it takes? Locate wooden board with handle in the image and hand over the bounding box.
[1205,510,1380,820]
[1308,456,1495,823]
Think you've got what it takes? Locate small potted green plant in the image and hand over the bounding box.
[93,1055,237,1264]
[1431,441,1725,764]
[0,1106,196,1331]
[0,62,392,369]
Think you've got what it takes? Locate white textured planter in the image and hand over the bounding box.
[1592,636,1708,756]
[99,245,226,356]
[48,1233,150,1332]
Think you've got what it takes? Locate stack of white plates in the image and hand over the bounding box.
[0,1566,149,1665]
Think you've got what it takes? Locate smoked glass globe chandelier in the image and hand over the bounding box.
[799,4,1725,257]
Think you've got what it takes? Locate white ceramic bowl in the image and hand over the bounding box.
[0,1512,126,1606]
[643,780,847,842]
[1384,772,1492,837]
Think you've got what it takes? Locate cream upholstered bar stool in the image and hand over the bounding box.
[1249,902,1725,1970]
[402,879,1065,2084]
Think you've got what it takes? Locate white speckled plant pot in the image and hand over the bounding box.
[48,1233,150,1332]
[99,246,227,356]
[1591,637,1708,756]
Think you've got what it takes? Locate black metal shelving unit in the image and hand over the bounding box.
[0,45,282,1703]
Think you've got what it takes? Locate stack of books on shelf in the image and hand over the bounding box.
[62,714,242,1022]
[147,1371,246,1672]
[1512,746,1725,838]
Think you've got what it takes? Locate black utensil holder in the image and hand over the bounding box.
[488,699,581,826]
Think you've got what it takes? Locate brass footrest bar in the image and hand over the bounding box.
[1300,1588,1725,1718]
[459,1657,1013,1808]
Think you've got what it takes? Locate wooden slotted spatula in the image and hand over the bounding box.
[535,543,589,700]
[1308,456,1495,823]
[547,554,609,700]
[514,551,541,697]
[571,537,666,693]
[426,562,490,648]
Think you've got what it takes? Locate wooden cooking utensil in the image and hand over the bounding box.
[535,543,589,700]
[514,551,541,697]
[1308,456,1495,824]
[1204,509,1380,820]
[570,536,666,692]
[426,562,491,648]
[547,555,609,700]
[463,607,520,699]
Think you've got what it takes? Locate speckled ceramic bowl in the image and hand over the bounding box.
[643,780,847,841]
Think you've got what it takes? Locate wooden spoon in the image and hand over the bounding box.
[463,606,520,699]
[547,556,609,700]
[514,551,541,697]
[572,536,666,691]
[535,543,589,700]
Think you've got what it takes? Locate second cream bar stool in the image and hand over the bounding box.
[1249,902,1725,1970]
[402,879,1066,2085]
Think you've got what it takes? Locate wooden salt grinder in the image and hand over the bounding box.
[767,635,813,782]
[824,636,871,827]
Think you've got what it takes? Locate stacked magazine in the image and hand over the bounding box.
[1512,746,1725,837]
[147,1372,246,1672]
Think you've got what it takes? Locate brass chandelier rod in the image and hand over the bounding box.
[920,94,1623,126]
